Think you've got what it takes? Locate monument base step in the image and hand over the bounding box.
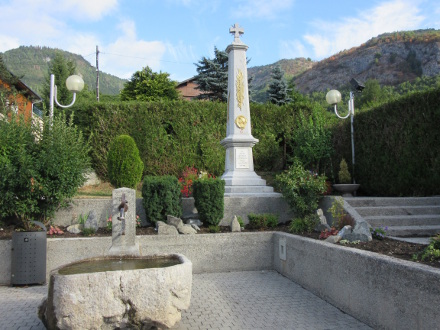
[224,185,275,194]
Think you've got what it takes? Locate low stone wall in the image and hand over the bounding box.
[273,232,440,330]
[52,195,293,227]
[0,232,273,285]
[2,231,439,329]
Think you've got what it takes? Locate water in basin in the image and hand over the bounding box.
[59,256,180,275]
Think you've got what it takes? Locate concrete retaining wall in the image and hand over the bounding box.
[52,196,292,227]
[0,232,273,285]
[2,231,439,329]
[273,232,440,330]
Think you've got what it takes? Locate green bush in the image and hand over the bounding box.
[142,175,182,223]
[0,113,90,229]
[333,88,440,196]
[288,105,334,175]
[247,213,278,229]
[275,159,327,218]
[417,235,440,261]
[107,135,144,189]
[289,214,319,234]
[338,158,351,184]
[193,178,225,226]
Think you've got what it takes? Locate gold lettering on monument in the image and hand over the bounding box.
[236,69,244,110]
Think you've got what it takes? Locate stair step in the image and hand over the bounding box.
[355,205,440,217]
[345,197,440,207]
[383,225,440,237]
[365,214,440,227]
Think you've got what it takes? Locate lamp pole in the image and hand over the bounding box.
[326,89,357,184]
[49,74,84,121]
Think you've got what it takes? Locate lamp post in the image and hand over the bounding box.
[49,74,84,120]
[326,79,363,184]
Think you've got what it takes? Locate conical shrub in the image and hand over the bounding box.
[107,135,144,188]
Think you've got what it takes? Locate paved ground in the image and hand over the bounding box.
[0,271,371,330]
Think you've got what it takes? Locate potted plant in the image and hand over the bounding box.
[332,158,360,197]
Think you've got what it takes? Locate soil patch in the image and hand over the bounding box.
[1,223,438,269]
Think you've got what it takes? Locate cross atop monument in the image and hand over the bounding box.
[230,23,244,41]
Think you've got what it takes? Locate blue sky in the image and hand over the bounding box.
[1,0,439,82]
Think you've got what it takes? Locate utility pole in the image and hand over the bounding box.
[96,45,100,102]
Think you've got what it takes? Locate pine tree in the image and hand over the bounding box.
[194,47,228,102]
[42,52,76,112]
[268,65,291,105]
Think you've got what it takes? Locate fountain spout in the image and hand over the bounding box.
[109,188,140,256]
[117,193,128,235]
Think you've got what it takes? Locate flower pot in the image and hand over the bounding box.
[332,184,360,197]
[11,221,47,285]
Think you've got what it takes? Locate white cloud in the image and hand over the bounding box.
[303,0,425,59]
[0,35,20,53]
[100,20,167,78]
[59,0,119,20]
[0,0,118,52]
[166,41,196,63]
[280,40,308,59]
[233,0,294,20]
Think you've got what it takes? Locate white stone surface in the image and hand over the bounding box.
[220,23,271,193]
[109,188,139,256]
[178,224,198,235]
[39,254,192,329]
[157,221,179,235]
[231,216,241,232]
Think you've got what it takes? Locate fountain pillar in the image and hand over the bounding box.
[108,187,140,256]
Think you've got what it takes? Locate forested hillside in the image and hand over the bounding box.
[2,46,125,95]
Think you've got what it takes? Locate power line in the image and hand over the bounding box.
[100,52,194,65]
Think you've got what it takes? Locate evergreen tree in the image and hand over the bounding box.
[194,47,228,102]
[287,78,307,104]
[268,65,291,105]
[42,52,76,112]
[120,66,179,101]
[357,79,389,109]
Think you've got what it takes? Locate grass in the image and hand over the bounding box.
[76,182,143,198]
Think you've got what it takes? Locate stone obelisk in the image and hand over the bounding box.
[220,23,275,195]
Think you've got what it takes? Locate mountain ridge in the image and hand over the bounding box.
[2,46,126,96]
[3,29,440,101]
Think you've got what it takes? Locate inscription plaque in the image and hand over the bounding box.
[235,148,249,169]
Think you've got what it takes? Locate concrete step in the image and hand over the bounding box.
[355,205,440,217]
[345,197,440,207]
[365,214,440,227]
[385,225,440,237]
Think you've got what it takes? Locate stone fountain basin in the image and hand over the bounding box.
[39,254,192,330]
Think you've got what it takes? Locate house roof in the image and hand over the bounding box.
[0,63,42,102]
[177,76,197,88]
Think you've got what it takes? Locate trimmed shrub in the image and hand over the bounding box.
[338,158,351,184]
[247,213,278,229]
[192,178,225,226]
[107,135,144,189]
[275,158,327,218]
[142,175,182,223]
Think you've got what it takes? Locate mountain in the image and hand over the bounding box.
[248,58,314,103]
[248,29,440,101]
[3,29,440,101]
[2,46,126,96]
[292,29,440,94]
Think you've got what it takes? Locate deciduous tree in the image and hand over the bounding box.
[120,66,179,101]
